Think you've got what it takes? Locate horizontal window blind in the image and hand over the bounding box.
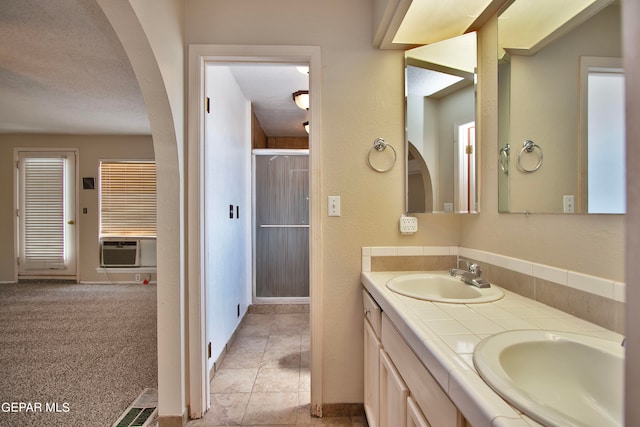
[100,161,157,237]
[23,157,65,269]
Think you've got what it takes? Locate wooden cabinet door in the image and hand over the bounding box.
[364,319,381,427]
[379,349,409,427]
[407,396,431,427]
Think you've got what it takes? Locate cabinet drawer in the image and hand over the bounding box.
[363,290,382,336]
[382,313,460,427]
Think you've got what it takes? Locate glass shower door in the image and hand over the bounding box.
[254,151,309,300]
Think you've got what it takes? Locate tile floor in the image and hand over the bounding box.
[186,305,368,427]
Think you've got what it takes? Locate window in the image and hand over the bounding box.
[99,161,157,237]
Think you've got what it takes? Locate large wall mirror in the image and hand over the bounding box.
[405,32,478,214]
[498,0,624,214]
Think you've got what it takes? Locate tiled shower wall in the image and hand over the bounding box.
[362,246,625,334]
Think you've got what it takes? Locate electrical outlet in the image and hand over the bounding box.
[135,274,141,282]
[563,195,575,213]
[399,215,418,234]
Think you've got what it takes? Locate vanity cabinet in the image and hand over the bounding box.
[363,290,468,427]
[363,291,382,427]
[379,349,409,427]
[407,396,431,427]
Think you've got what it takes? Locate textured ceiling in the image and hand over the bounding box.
[0,0,150,135]
[0,1,309,137]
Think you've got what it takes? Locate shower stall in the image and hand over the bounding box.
[253,150,309,303]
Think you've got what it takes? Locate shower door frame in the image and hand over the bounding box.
[252,149,310,304]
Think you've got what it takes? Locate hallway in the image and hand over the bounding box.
[187,305,367,426]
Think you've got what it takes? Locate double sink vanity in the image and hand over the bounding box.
[361,268,623,427]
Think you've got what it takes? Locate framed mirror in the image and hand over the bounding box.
[498,0,624,214]
[405,32,478,214]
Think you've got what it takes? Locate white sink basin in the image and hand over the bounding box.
[473,330,623,427]
[386,273,504,303]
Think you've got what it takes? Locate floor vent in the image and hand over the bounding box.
[112,388,158,427]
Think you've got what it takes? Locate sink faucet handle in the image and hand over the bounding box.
[469,263,481,276]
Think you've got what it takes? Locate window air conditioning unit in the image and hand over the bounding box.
[101,240,140,267]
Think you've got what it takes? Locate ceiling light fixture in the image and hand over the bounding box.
[292,90,309,110]
[303,121,309,134]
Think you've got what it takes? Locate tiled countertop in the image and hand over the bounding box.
[361,271,623,427]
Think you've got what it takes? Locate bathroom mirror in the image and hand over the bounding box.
[498,0,624,214]
[405,32,478,214]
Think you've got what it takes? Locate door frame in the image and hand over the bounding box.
[187,45,323,418]
[13,148,79,282]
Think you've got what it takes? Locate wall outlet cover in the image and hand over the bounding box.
[400,215,418,234]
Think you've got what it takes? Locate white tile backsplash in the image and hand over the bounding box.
[362,246,624,304]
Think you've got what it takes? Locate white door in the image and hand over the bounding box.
[16,150,77,277]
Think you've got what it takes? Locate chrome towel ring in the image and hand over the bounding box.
[367,137,397,173]
[516,140,543,173]
[499,143,510,175]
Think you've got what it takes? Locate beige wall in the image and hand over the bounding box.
[0,134,155,283]
[186,0,461,405]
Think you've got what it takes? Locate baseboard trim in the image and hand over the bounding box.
[157,412,186,427]
[321,403,365,417]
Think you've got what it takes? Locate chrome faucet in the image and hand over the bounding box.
[449,258,491,288]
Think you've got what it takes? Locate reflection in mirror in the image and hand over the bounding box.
[405,32,478,213]
[498,0,624,214]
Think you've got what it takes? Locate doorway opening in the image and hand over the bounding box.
[189,45,321,419]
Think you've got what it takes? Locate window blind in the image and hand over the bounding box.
[99,161,157,237]
[23,157,65,268]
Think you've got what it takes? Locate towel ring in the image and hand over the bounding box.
[499,143,510,175]
[367,137,397,173]
[516,140,543,173]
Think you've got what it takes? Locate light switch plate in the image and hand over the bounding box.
[400,215,418,234]
[328,196,341,216]
[563,195,575,213]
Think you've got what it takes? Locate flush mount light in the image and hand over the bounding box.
[303,121,309,134]
[292,90,309,110]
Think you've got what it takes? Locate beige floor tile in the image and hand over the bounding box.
[230,335,269,353]
[261,347,301,368]
[222,350,264,369]
[198,393,250,426]
[242,391,299,425]
[266,334,302,350]
[211,368,258,393]
[253,367,300,393]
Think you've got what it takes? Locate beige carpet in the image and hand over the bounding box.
[0,282,157,426]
